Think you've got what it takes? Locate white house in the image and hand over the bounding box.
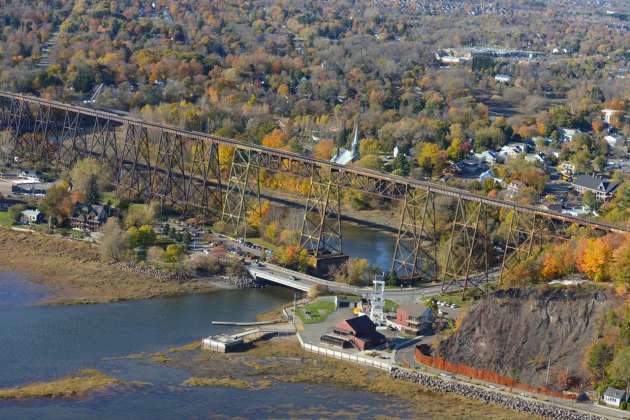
[525,153,545,164]
[559,161,576,177]
[603,387,627,408]
[20,209,43,224]
[474,150,497,165]
[498,144,526,162]
[601,109,623,125]
[605,133,626,148]
[560,128,581,143]
[494,74,512,84]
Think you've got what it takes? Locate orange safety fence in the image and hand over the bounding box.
[414,348,577,401]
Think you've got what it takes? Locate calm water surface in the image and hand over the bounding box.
[341,222,396,271]
[0,272,415,419]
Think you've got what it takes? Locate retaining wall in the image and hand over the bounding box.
[390,368,604,420]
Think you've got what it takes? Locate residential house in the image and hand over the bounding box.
[494,74,512,84]
[560,128,581,143]
[395,307,434,336]
[474,150,497,165]
[559,161,576,177]
[18,169,40,182]
[602,387,627,408]
[321,315,386,351]
[506,180,525,199]
[601,109,623,125]
[498,143,527,162]
[20,209,43,224]
[69,204,110,232]
[524,152,545,165]
[572,174,619,201]
[605,133,626,149]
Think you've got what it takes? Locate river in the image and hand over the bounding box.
[341,222,397,271]
[0,271,418,419]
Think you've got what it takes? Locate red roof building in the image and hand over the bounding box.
[330,315,385,351]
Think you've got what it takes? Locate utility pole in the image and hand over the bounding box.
[545,358,551,386]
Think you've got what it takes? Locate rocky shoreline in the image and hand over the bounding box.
[390,368,604,420]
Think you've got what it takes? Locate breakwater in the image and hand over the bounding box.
[390,368,604,420]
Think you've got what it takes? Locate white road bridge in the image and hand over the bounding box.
[246,262,454,298]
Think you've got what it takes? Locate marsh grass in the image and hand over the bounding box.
[183,376,272,390]
[0,369,121,399]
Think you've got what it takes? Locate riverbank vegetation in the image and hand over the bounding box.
[0,228,217,304]
[0,370,121,399]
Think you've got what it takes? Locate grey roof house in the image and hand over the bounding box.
[603,387,627,408]
[572,174,618,201]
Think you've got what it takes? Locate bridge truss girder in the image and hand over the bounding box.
[441,199,490,296]
[0,92,625,284]
[299,169,343,259]
[221,148,261,238]
[391,187,437,282]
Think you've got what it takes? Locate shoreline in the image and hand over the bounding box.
[0,228,220,305]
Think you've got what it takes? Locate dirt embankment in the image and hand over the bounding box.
[437,287,610,390]
[0,228,216,304]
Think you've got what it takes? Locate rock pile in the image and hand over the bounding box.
[390,368,603,420]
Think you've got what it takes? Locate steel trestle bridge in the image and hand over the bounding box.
[0,91,627,295]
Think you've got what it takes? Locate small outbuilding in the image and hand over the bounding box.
[603,387,627,408]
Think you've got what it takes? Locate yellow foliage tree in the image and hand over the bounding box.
[312,139,335,160]
[247,200,271,230]
[261,128,288,149]
[576,237,613,282]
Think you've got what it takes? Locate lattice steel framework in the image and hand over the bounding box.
[441,199,489,295]
[0,91,626,283]
[221,148,261,238]
[299,169,343,258]
[391,187,437,282]
[499,210,548,284]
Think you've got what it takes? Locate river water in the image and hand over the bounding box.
[341,222,396,271]
[0,271,416,419]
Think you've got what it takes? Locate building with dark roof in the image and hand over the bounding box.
[69,204,110,232]
[572,174,618,201]
[323,315,386,351]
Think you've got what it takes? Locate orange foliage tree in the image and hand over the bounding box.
[312,139,335,160]
[541,242,576,280]
[576,237,614,282]
[261,128,288,149]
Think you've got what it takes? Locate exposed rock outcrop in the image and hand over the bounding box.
[438,287,609,390]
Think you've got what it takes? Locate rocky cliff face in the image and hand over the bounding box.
[437,287,609,390]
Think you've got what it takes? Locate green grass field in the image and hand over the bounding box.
[296,299,336,324]
[0,212,13,228]
[384,299,399,313]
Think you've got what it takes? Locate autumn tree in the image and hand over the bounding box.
[312,139,335,160]
[99,217,128,262]
[40,182,72,228]
[576,237,613,282]
[417,143,447,176]
[261,128,288,149]
[70,158,109,204]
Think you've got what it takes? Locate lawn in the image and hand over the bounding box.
[0,212,13,228]
[430,293,465,307]
[296,299,336,324]
[384,299,399,313]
